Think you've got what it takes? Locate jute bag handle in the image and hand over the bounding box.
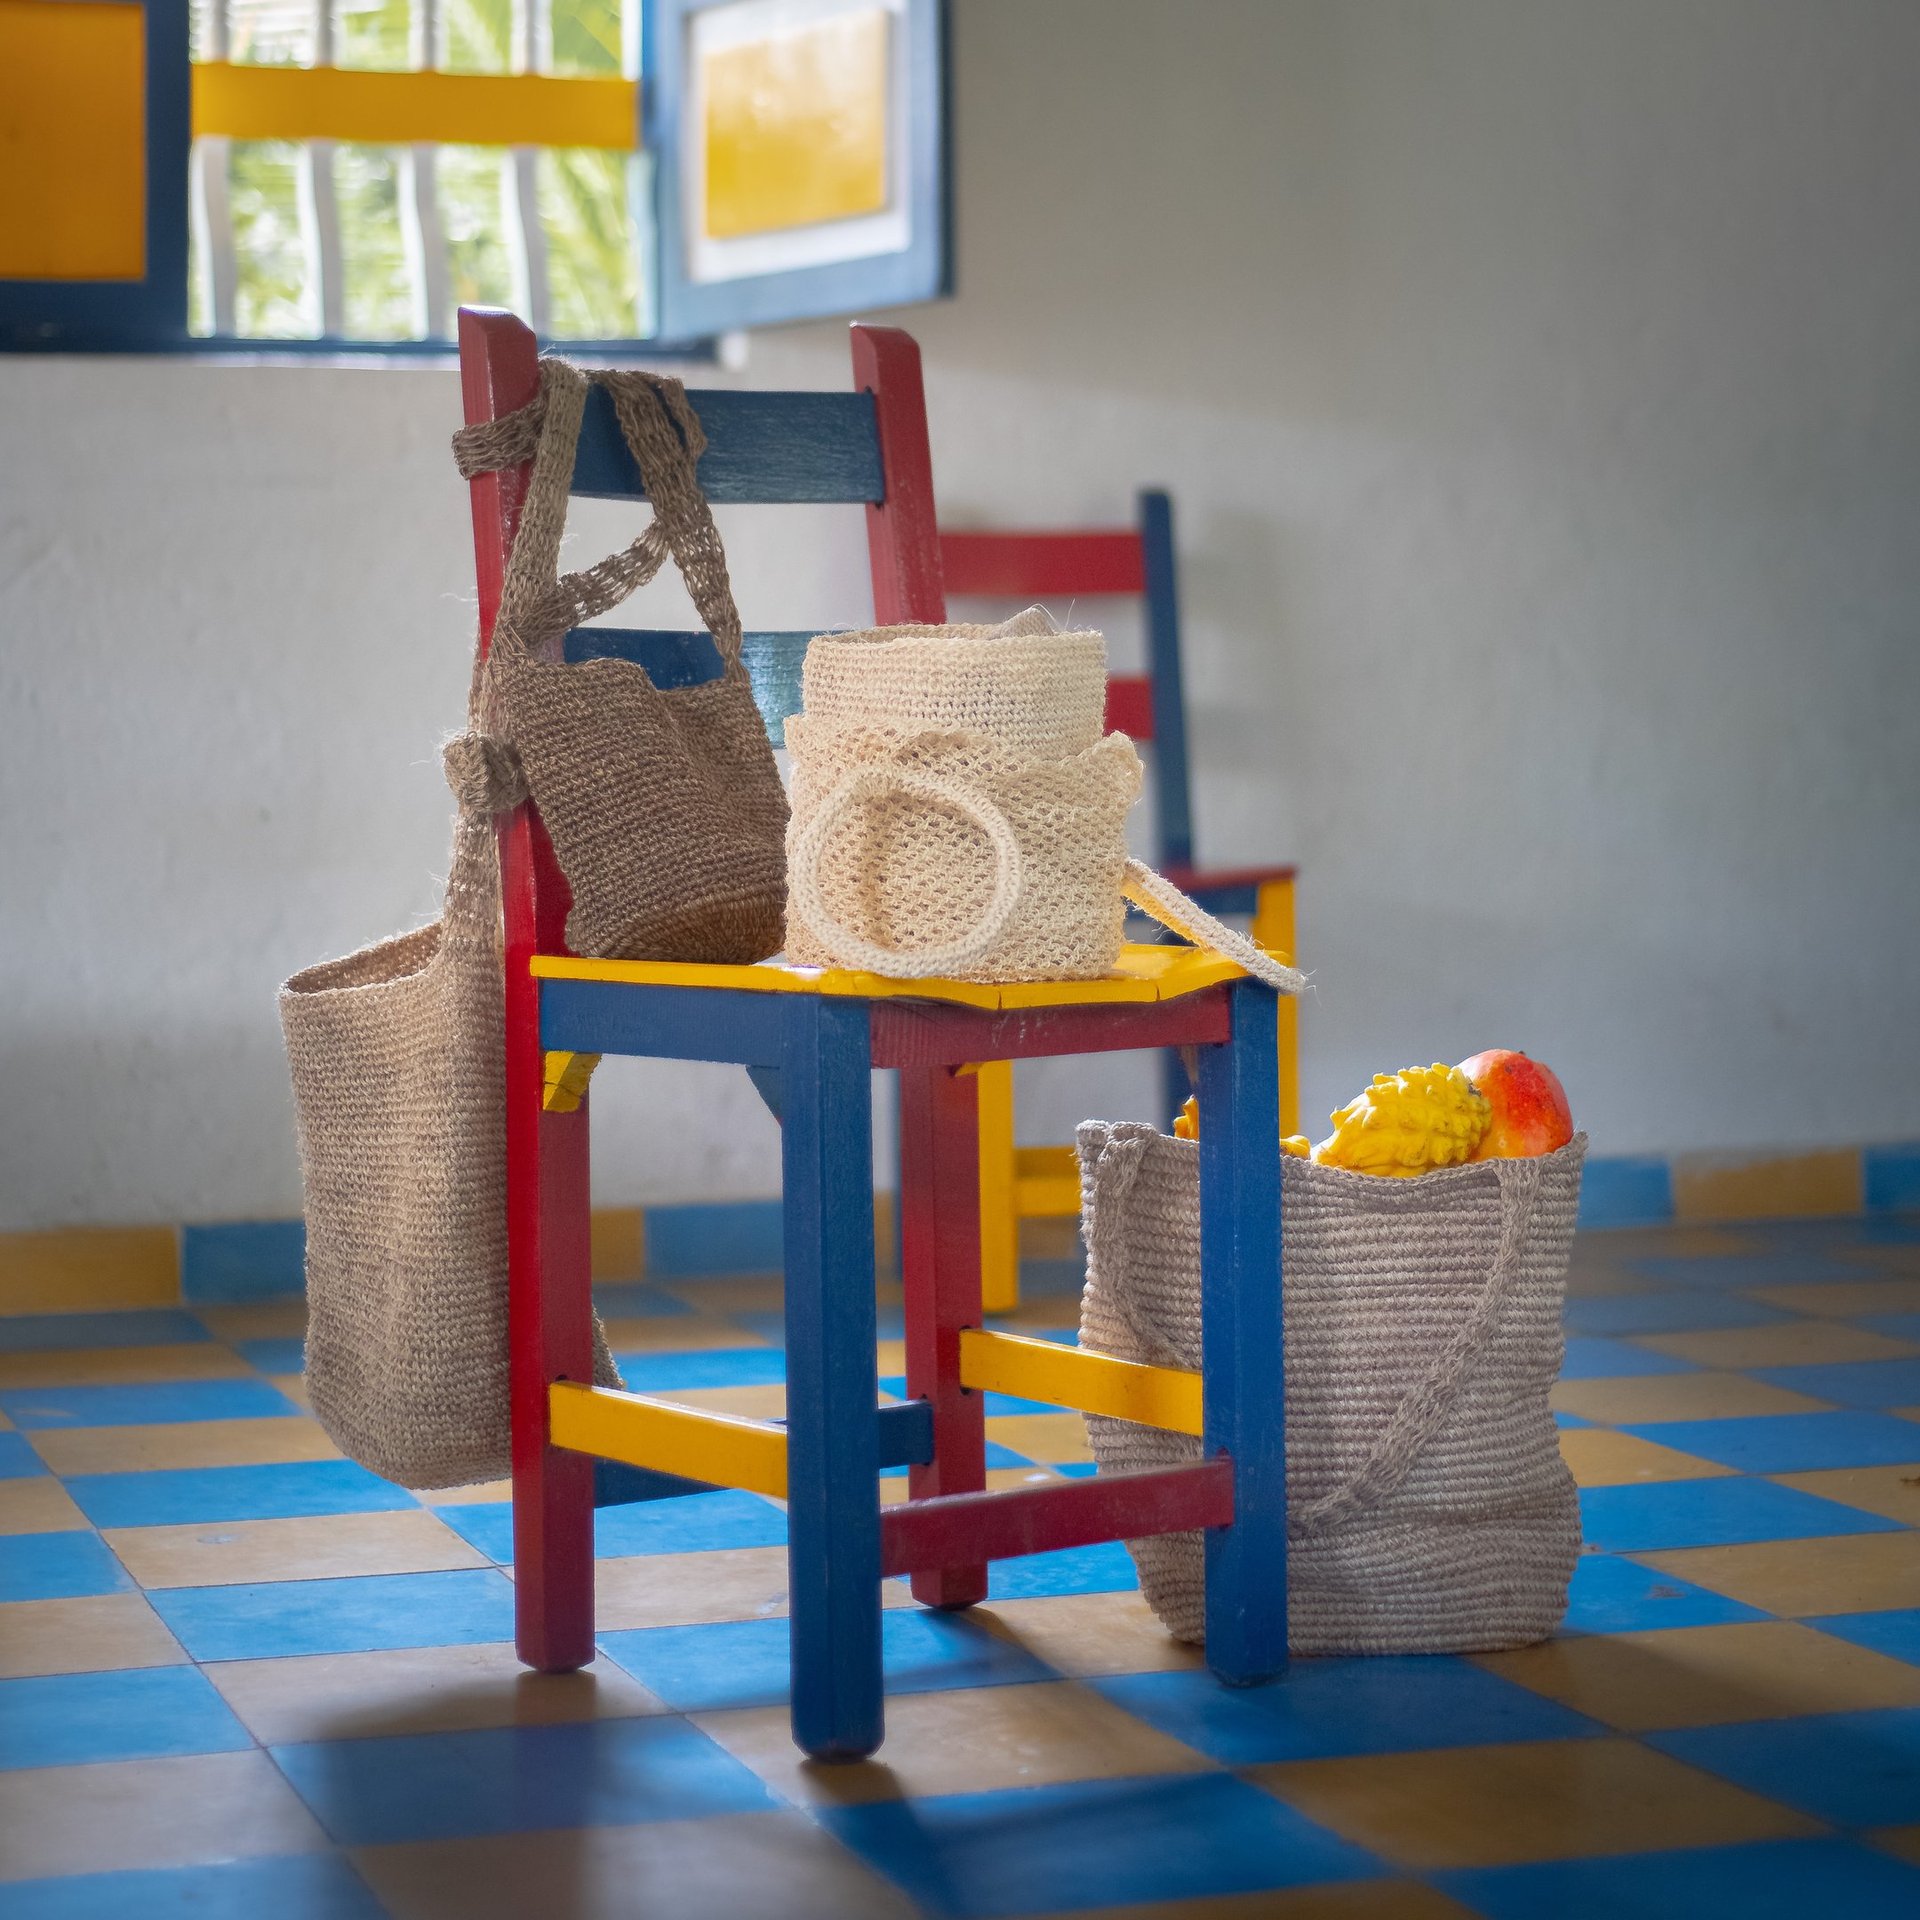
[1085,1125,1543,1542]
[453,358,747,680]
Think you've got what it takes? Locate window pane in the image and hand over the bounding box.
[438,145,517,310]
[442,0,513,74]
[550,0,625,77]
[539,147,641,336]
[227,0,317,64]
[337,0,412,70]
[230,140,317,337]
[336,144,414,337]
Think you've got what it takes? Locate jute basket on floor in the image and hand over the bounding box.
[784,609,1305,989]
[1077,1121,1586,1654]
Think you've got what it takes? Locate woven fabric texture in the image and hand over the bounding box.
[1077,1121,1586,1653]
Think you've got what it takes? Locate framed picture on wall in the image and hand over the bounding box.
[648,0,949,338]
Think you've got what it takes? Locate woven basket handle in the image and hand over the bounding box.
[1122,862,1306,996]
[787,764,1026,977]
[1288,1155,1545,1540]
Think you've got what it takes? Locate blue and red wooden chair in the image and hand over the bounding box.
[941,502,1301,1310]
[459,308,1289,1761]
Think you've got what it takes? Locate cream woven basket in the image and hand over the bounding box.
[1077,1121,1587,1654]
[784,609,1304,989]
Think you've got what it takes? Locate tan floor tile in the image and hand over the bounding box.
[0,1750,330,1881]
[1635,1530,1920,1617]
[355,1811,917,1920]
[592,1544,791,1629]
[1635,1323,1920,1369]
[1019,1215,1082,1261]
[985,1294,1084,1332]
[1840,1243,1920,1274]
[696,1678,1212,1807]
[661,1277,787,1313]
[195,1301,309,1340]
[0,1592,187,1678]
[208,1642,660,1743]
[270,1374,313,1411]
[1578,1226,1768,1259]
[1756,1276,1920,1319]
[0,1477,87,1534]
[601,1314,770,1353]
[29,1415,341,1475]
[0,1226,178,1316]
[589,1206,643,1282]
[1551,1372,1830,1425]
[0,1344,256,1389]
[0,1408,11,1429]
[1556,1428,1737,1488]
[1874,1824,1920,1868]
[879,1464,1061,1506]
[1075,1884,1482,1920]
[1562,1267,1660,1297]
[105,1507,488,1588]
[1772,1464,1920,1526]
[1252,1737,1819,1870]
[1672,1149,1861,1224]
[976,1589,1206,1678]
[658,1384,791,1420]
[1900,1406,1920,1424]
[875,1337,907,1375]
[1474,1620,1920,1730]
[417,1476,515,1506]
[986,1412,1094,1464]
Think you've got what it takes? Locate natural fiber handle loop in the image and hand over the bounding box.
[1288,1155,1545,1541]
[1122,862,1307,995]
[788,763,1026,977]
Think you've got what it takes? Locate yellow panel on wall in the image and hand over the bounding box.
[703,7,890,241]
[0,0,147,280]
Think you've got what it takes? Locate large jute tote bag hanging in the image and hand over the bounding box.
[451,358,789,964]
[784,609,1302,988]
[279,760,620,1491]
[1076,1122,1586,1654]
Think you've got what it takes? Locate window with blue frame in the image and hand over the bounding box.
[0,0,946,351]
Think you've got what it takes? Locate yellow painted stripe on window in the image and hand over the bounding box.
[957,1328,1204,1437]
[548,1382,788,1497]
[191,63,638,151]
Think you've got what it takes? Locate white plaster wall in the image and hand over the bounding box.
[3,0,1918,1228]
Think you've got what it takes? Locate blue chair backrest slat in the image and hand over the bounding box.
[564,626,815,747]
[571,388,884,504]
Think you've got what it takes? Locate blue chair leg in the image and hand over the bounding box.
[781,995,884,1760]
[1197,979,1287,1684]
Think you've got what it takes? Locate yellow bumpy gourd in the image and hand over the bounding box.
[1314,1063,1491,1177]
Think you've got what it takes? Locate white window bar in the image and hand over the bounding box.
[404,0,452,338]
[195,0,239,334]
[510,0,551,337]
[303,0,344,336]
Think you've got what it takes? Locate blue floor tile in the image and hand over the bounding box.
[1630,1254,1871,1289]
[1857,1314,1920,1342]
[0,1855,390,1920]
[1441,1838,1920,1920]
[0,1431,46,1479]
[0,1667,250,1770]
[0,1378,299,1429]
[272,1714,777,1845]
[1809,1609,1920,1666]
[985,1540,1139,1599]
[233,1337,307,1375]
[821,1774,1378,1918]
[0,1310,212,1352]
[591,1282,695,1318]
[1092,1657,1601,1765]
[734,1306,907,1345]
[884,1442,1042,1478]
[1558,1337,1698,1380]
[1748,1359,1920,1411]
[880,1375,1059,1417]
[1563,1292,1791,1336]
[1650,1708,1920,1826]
[0,1531,133,1602]
[439,1489,786,1563]
[63,1460,417,1529]
[1617,1412,1920,1473]
[1559,1551,1771,1633]
[1578,1477,1900,1553]
[611,1348,788,1391]
[149,1567,516,1661]
[600,1608,1057,1712]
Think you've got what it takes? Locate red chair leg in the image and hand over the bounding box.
[900,1062,989,1610]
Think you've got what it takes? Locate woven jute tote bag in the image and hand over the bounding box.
[279,759,619,1491]
[1076,1121,1586,1654]
[784,609,1303,989]
[451,357,788,964]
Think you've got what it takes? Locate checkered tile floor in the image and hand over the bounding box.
[6,1219,1920,1917]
